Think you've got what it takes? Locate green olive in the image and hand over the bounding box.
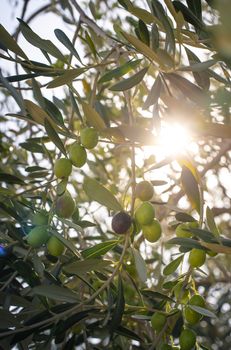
[179,329,196,350]
[135,180,154,201]
[80,127,98,149]
[151,312,167,332]
[26,226,49,248]
[31,211,48,226]
[55,191,75,218]
[69,142,87,168]
[47,236,64,256]
[142,219,162,242]
[184,294,205,325]
[135,202,155,225]
[188,248,206,268]
[54,158,72,178]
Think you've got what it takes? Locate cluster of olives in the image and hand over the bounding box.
[176,222,207,268]
[111,181,161,243]
[54,127,99,179]
[134,181,162,243]
[26,128,98,254]
[26,211,64,256]
[150,292,206,349]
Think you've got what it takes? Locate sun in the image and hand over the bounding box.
[156,123,191,157]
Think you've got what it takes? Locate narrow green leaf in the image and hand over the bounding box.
[163,255,184,276]
[110,66,148,91]
[138,20,150,46]
[151,1,175,56]
[82,102,106,131]
[99,59,142,84]
[115,326,142,342]
[181,166,201,213]
[44,118,66,156]
[54,29,81,62]
[175,212,196,223]
[121,32,161,65]
[172,1,204,30]
[0,173,24,185]
[82,240,119,259]
[47,68,85,89]
[0,24,27,59]
[44,98,64,126]
[167,237,204,250]
[206,206,220,237]
[109,274,125,332]
[33,285,79,303]
[20,142,45,153]
[63,259,111,275]
[83,177,122,211]
[143,75,162,109]
[51,229,81,257]
[186,0,202,21]
[188,305,216,318]
[0,70,25,113]
[133,248,147,283]
[18,19,65,61]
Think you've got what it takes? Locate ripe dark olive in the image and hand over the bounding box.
[111,211,132,234]
[54,158,72,178]
[55,191,75,218]
[135,180,154,201]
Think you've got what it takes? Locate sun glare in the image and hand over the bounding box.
[156,123,190,157]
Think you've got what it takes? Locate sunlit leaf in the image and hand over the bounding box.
[81,102,106,131]
[83,177,122,211]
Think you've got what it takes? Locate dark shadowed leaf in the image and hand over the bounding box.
[0,24,27,59]
[175,212,196,222]
[181,166,201,213]
[0,173,24,185]
[109,274,125,332]
[99,59,142,83]
[109,66,148,91]
[33,285,80,302]
[44,118,66,156]
[82,240,119,259]
[206,206,220,237]
[115,325,142,341]
[167,237,204,250]
[133,248,147,283]
[54,29,81,62]
[20,142,45,153]
[63,258,111,275]
[18,19,65,61]
[83,177,122,211]
[163,255,184,276]
[143,75,162,109]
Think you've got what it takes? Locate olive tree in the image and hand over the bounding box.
[0,0,231,349]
